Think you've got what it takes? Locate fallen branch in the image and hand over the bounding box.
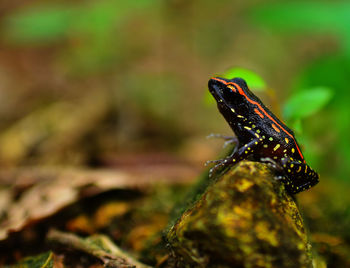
[47,229,151,268]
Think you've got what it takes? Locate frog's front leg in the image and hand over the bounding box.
[207,138,260,177]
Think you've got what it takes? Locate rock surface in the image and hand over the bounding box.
[167,161,313,268]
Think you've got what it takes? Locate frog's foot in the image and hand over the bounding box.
[205,156,236,178]
[260,157,282,171]
[206,133,238,148]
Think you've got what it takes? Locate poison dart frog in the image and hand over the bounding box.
[207,77,319,194]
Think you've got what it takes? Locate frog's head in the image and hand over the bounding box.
[208,77,249,109]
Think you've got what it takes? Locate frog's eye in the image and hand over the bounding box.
[227,85,237,93]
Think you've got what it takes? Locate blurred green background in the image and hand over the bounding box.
[1,0,350,266]
[1,0,348,178]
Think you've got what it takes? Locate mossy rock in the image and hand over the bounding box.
[167,161,313,268]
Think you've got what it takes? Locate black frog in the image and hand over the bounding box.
[208,77,319,194]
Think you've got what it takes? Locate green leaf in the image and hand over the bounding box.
[283,87,333,120]
[222,67,266,91]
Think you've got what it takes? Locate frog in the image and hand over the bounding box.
[207,77,319,194]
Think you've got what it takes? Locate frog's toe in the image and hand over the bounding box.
[206,157,234,178]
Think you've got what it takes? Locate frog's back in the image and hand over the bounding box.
[231,78,304,162]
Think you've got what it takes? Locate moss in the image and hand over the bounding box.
[167,161,313,268]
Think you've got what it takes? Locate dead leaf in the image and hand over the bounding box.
[0,165,196,241]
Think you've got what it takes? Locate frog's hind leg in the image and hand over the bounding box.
[260,157,295,190]
[279,157,319,194]
[260,157,283,171]
[260,156,319,194]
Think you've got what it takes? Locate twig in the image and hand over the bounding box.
[47,229,151,268]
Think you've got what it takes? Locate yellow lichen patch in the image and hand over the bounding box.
[239,233,254,244]
[297,242,305,250]
[233,206,252,220]
[241,244,253,255]
[217,210,241,237]
[255,222,279,247]
[269,196,277,207]
[256,258,272,268]
[235,179,254,192]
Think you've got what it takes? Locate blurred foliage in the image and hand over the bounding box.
[222,67,267,91]
[252,1,350,180]
[3,0,159,73]
[4,1,157,42]
[0,0,347,178]
[251,2,350,49]
[283,87,333,121]
[283,87,333,137]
